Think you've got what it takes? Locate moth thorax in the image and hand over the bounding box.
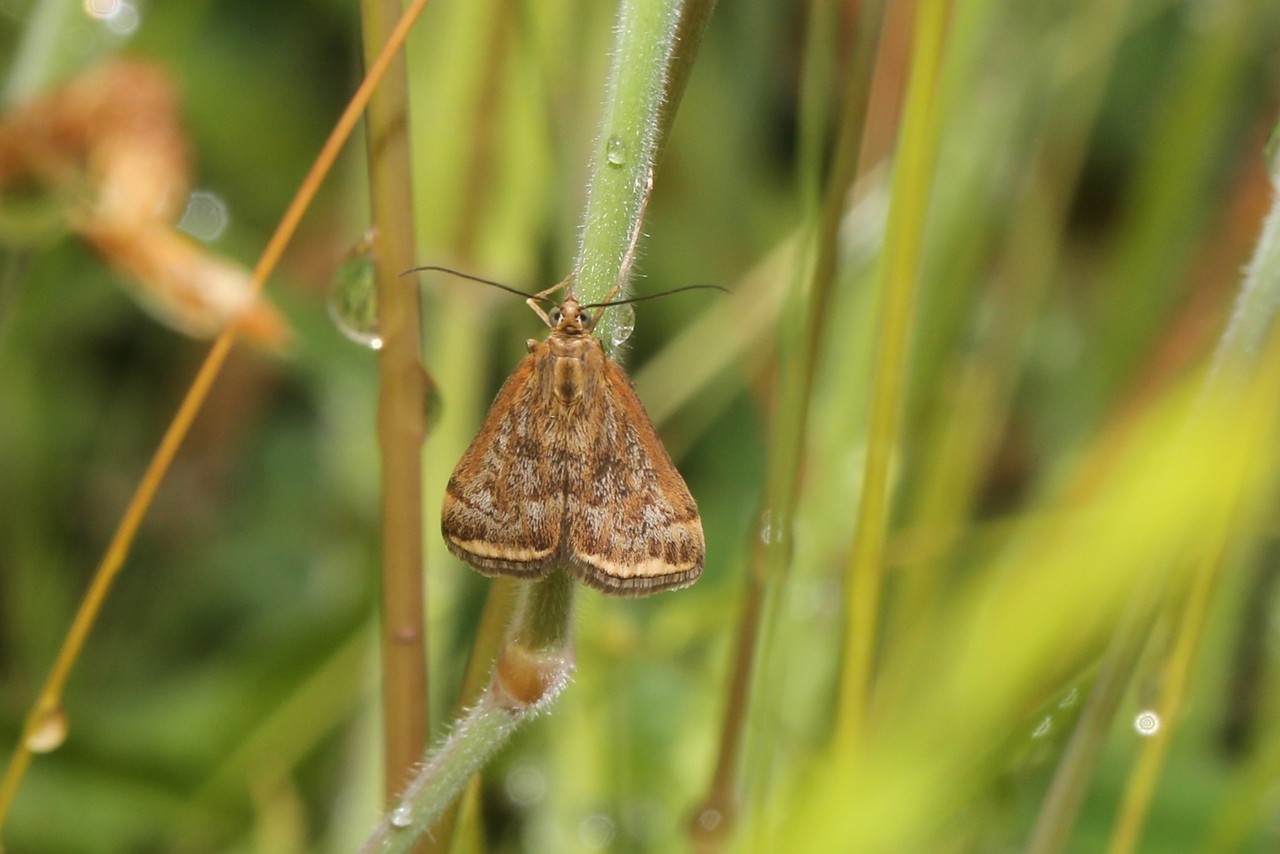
[552,353,585,405]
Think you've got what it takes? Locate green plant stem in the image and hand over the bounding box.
[358,573,576,854]
[365,2,712,847]
[361,0,430,809]
[360,703,522,854]
[1106,521,1235,854]
[1105,117,1280,854]
[1025,602,1155,854]
[506,569,575,650]
[428,579,517,854]
[688,2,885,848]
[573,0,687,327]
[836,0,948,756]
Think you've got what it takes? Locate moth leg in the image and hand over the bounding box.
[526,276,571,327]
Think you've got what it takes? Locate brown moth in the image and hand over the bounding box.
[441,296,704,596]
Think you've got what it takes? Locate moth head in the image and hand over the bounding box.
[548,299,594,336]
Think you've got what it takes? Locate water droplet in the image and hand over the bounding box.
[177,190,229,242]
[25,705,68,753]
[83,0,139,35]
[605,136,626,167]
[696,807,723,831]
[578,813,616,849]
[390,803,413,828]
[1134,710,1161,736]
[1031,716,1052,739]
[759,508,786,545]
[505,764,547,807]
[607,303,635,349]
[328,237,381,349]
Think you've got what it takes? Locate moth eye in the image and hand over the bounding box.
[549,308,562,324]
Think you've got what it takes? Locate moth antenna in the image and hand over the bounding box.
[581,284,729,310]
[402,264,555,304]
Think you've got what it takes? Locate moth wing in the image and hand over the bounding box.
[563,356,704,595]
[441,349,563,577]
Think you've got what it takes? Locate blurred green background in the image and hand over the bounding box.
[2,0,1280,852]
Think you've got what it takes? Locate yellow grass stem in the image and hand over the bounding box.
[836,0,949,754]
[361,0,431,813]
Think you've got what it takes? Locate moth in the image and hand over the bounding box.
[440,286,706,596]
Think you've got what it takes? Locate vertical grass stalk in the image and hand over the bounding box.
[690,1,884,847]
[573,0,687,323]
[836,0,949,754]
[361,0,431,808]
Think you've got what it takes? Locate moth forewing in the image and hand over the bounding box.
[562,357,704,595]
[440,351,562,578]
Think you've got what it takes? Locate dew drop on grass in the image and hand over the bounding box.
[758,508,786,545]
[607,303,635,349]
[505,764,547,806]
[688,801,733,845]
[605,135,626,167]
[390,803,412,828]
[1134,710,1161,736]
[697,807,722,831]
[177,189,230,242]
[578,813,616,849]
[328,236,382,350]
[84,0,141,36]
[25,705,68,753]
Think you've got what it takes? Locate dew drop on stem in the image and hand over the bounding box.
[390,802,412,828]
[605,135,626,167]
[607,303,635,350]
[328,235,382,350]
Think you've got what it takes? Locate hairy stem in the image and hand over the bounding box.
[572,0,687,334]
[358,573,575,854]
